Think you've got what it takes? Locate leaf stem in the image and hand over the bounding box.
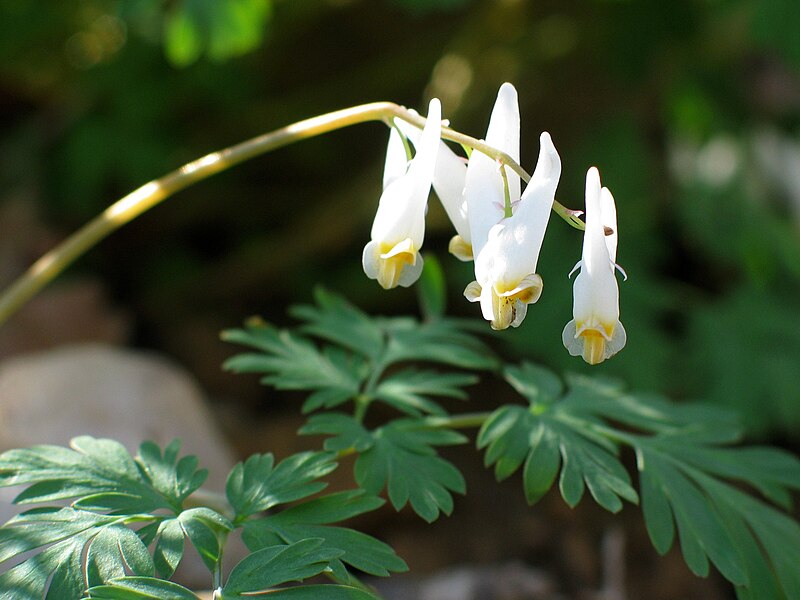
[185,488,235,521]
[423,411,491,430]
[325,570,384,599]
[0,102,582,328]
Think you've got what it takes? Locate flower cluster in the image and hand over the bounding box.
[363,83,626,365]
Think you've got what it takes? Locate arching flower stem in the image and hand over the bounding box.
[0,101,582,327]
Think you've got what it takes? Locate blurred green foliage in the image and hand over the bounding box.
[2,0,800,438]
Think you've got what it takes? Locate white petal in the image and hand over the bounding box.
[369,99,441,249]
[397,252,424,287]
[510,132,562,271]
[581,167,611,274]
[510,300,529,328]
[396,115,470,240]
[562,320,582,357]
[432,147,469,240]
[404,98,441,210]
[600,186,618,264]
[369,176,426,244]
[448,235,473,261]
[605,321,627,357]
[383,125,409,190]
[478,285,497,323]
[362,240,381,281]
[485,82,521,204]
[463,280,482,302]
[474,134,561,288]
[464,83,521,259]
[464,153,506,260]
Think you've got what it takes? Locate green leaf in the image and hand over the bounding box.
[164,0,272,67]
[136,440,208,508]
[521,425,561,505]
[302,416,466,522]
[87,577,199,599]
[243,491,407,577]
[372,369,477,417]
[502,364,800,596]
[222,538,342,597]
[505,363,564,406]
[477,401,637,513]
[0,508,148,598]
[222,325,366,411]
[354,420,467,523]
[290,288,385,358]
[563,374,743,443]
[637,443,800,598]
[639,465,675,555]
[254,585,379,600]
[177,507,232,573]
[299,413,373,453]
[86,526,154,589]
[153,518,184,578]
[226,451,337,522]
[383,317,497,370]
[164,9,202,67]
[416,253,446,320]
[641,450,744,583]
[0,437,203,514]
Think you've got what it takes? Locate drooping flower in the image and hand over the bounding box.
[562,167,627,365]
[464,131,562,329]
[362,98,441,289]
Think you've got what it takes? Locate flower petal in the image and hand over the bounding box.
[600,186,618,264]
[464,83,520,259]
[383,125,410,190]
[395,113,470,242]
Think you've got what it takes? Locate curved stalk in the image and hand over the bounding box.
[0,102,582,327]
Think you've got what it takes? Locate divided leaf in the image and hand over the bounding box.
[477,405,637,512]
[221,538,342,597]
[289,288,386,358]
[357,420,467,519]
[301,415,467,522]
[373,369,477,417]
[382,317,498,370]
[495,362,800,599]
[226,451,337,522]
[0,437,205,513]
[87,577,200,599]
[222,325,366,413]
[243,490,408,577]
[0,508,154,598]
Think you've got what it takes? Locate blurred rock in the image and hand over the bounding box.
[374,562,561,600]
[0,280,131,361]
[0,342,235,485]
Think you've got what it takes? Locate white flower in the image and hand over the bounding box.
[562,167,627,364]
[464,131,561,329]
[362,98,441,289]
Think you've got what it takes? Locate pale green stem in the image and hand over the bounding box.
[499,163,513,218]
[422,411,491,430]
[185,488,235,521]
[0,102,583,327]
